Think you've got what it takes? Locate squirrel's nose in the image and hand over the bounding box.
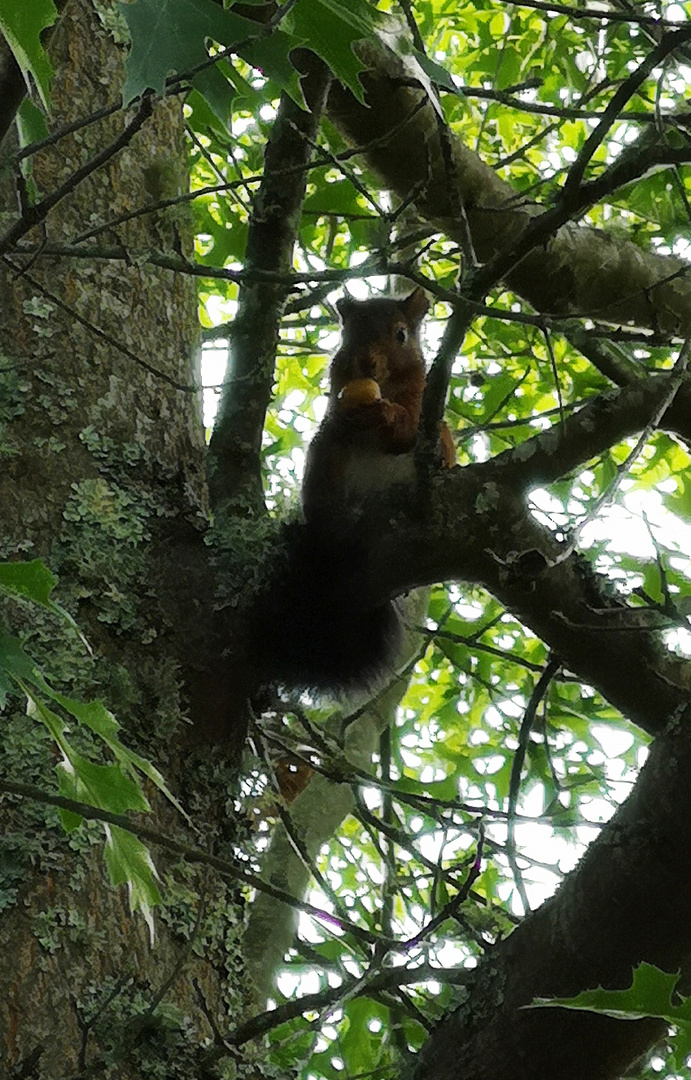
[351,348,378,379]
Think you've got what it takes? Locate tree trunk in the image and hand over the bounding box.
[0,3,248,1076]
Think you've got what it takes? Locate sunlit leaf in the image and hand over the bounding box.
[0,0,57,108]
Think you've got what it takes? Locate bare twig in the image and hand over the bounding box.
[0,778,383,945]
[506,656,562,914]
[251,721,352,923]
[2,258,197,393]
[401,825,486,950]
[228,962,472,1046]
[502,0,684,27]
[551,338,690,563]
[0,94,155,255]
[565,31,691,195]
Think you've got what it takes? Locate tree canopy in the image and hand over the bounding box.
[2,1,691,1079]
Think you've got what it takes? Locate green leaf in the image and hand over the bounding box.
[57,753,150,817]
[16,96,49,147]
[121,0,250,117]
[0,558,88,644]
[15,98,49,205]
[47,691,187,819]
[0,0,57,108]
[104,824,161,939]
[0,558,58,606]
[412,50,459,94]
[120,0,301,122]
[21,687,163,929]
[56,806,83,833]
[531,962,691,1026]
[285,0,383,103]
[339,997,386,1076]
[24,691,151,819]
[240,30,304,105]
[0,634,41,705]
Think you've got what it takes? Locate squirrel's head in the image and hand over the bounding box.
[332,287,429,387]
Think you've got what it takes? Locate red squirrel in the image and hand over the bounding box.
[302,288,453,526]
[253,288,454,696]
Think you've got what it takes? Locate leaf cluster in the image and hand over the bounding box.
[0,560,184,936]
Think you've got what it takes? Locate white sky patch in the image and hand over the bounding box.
[201,345,228,428]
[277,967,321,998]
[591,724,634,760]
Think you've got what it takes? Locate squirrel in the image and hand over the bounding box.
[251,287,455,697]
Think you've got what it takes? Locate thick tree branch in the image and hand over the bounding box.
[325,42,691,335]
[353,463,690,737]
[410,709,691,1080]
[490,368,691,489]
[207,53,331,515]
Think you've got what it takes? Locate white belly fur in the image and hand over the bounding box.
[340,448,415,502]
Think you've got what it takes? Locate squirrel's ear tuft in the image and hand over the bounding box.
[401,286,429,326]
[336,295,358,321]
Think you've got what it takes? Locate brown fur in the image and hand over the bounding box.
[303,288,454,525]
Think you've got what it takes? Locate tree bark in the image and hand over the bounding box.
[0,3,248,1075]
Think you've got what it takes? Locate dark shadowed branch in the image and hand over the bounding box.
[207,53,332,514]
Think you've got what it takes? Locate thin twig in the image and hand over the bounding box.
[506,656,562,914]
[0,94,155,255]
[552,337,690,564]
[401,825,486,950]
[228,962,472,1046]
[2,258,198,393]
[0,778,383,945]
[505,0,683,27]
[564,29,691,195]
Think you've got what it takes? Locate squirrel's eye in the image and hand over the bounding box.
[396,327,408,344]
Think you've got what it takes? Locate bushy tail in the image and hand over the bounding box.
[250,521,403,697]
